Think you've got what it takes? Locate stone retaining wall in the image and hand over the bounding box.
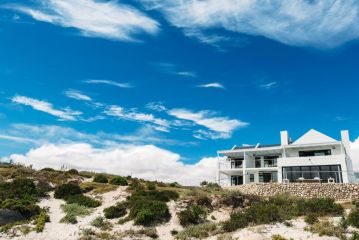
[229,183,359,201]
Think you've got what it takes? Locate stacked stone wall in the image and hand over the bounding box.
[229,183,359,201]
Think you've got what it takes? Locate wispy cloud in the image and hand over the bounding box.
[4,0,159,41]
[64,89,92,101]
[141,0,359,48]
[84,79,133,88]
[259,81,277,90]
[197,82,225,89]
[152,62,196,77]
[168,108,248,139]
[11,95,82,121]
[104,105,170,132]
[0,134,36,143]
[146,102,167,112]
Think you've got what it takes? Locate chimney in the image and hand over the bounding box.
[341,130,350,151]
[280,131,289,146]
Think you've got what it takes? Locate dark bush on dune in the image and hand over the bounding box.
[93,174,108,183]
[0,178,38,202]
[1,199,41,218]
[109,176,128,186]
[130,190,179,203]
[146,182,156,190]
[67,169,79,175]
[178,205,207,226]
[129,199,170,225]
[104,202,128,219]
[65,194,101,208]
[221,194,344,233]
[54,183,82,199]
[348,208,359,228]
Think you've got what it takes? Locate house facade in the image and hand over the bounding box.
[217,129,356,186]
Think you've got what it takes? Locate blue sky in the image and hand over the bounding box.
[0,0,359,184]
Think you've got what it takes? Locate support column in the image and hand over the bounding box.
[243,152,247,185]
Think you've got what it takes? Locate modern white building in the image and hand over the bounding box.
[217,129,356,186]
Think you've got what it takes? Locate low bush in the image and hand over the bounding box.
[65,194,101,208]
[129,199,170,226]
[130,190,179,203]
[67,169,79,175]
[176,222,217,240]
[348,208,359,228]
[93,174,108,183]
[178,205,207,226]
[146,182,156,190]
[271,234,287,240]
[305,213,318,225]
[222,195,343,233]
[90,216,112,231]
[35,210,50,232]
[306,220,344,237]
[60,203,91,224]
[221,191,260,208]
[36,181,53,197]
[128,179,145,191]
[54,183,82,199]
[104,202,127,219]
[0,178,38,202]
[1,199,41,218]
[109,176,128,186]
[40,168,55,172]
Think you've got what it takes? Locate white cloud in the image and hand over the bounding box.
[6,0,159,41]
[11,95,82,121]
[259,81,277,90]
[84,80,133,88]
[142,0,359,48]
[197,82,225,89]
[145,101,167,112]
[176,71,196,77]
[104,105,170,132]
[152,62,196,77]
[351,138,359,171]
[168,108,248,139]
[64,89,92,101]
[6,143,219,185]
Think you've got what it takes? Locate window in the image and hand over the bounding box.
[282,165,342,183]
[299,149,331,157]
[250,174,255,182]
[263,156,278,167]
[230,158,243,169]
[255,157,261,168]
[259,172,276,183]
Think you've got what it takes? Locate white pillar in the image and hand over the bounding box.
[243,152,247,184]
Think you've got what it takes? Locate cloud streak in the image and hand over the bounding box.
[84,79,133,88]
[197,82,225,89]
[11,95,82,121]
[5,0,159,41]
[168,108,248,139]
[142,0,359,48]
[64,89,92,101]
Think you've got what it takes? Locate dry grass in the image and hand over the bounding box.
[80,182,118,194]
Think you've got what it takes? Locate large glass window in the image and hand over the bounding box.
[282,165,342,183]
[259,172,277,183]
[231,175,243,185]
[230,158,243,169]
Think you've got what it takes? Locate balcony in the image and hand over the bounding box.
[277,154,346,167]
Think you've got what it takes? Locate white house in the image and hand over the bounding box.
[217,129,356,186]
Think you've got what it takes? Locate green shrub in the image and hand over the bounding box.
[176,222,217,240]
[40,168,55,172]
[222,212,248,232]
[178,205,207,226]
[129,199,170,226]
[349,232,359,240]
[54,183,82,199]
[128,179,145,191]
[67,169,79,175]
[60,203,91,224]
[304,213,318,225]
[146,182,156,190]
[306,220,344,237]
[200,181,208,186]
[0,178,38,202]
[109,176,128,186]
[104,202,127,219]
[36,181,53,197]
[297,198,343,216]
[348,208,359,228]
[221,191,260,208]
[193,193,212,209]
[271,234,287,240]
[93,174,108,183]
[245,203,282,224]
[65,194,101,208]
[0,199,41,218]
[130,190,179,203]
[35,210,50,232]
[90,216,112,230]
